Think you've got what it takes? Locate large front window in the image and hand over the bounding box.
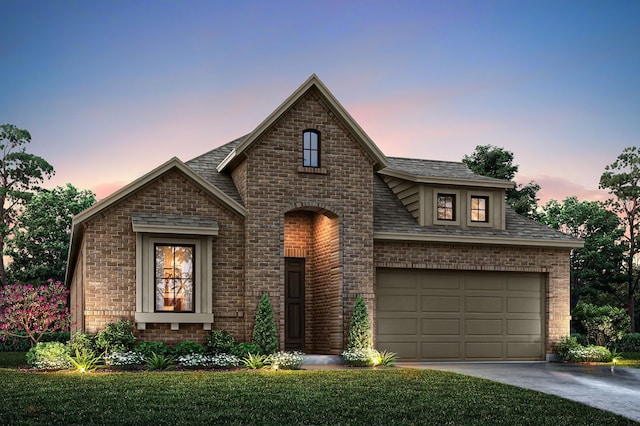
[155,244,195,312]
[437,194,456,221]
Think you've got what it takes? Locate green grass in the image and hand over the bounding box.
[0,368,636,425]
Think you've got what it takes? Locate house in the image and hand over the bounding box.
[66,75,582,361]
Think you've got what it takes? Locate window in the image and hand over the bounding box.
[437,194,456,221]
[303,130,320,167]
[155,244,194,312]
[470,196,489,222]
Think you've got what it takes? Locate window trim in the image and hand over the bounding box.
[467,192,494,228]
[433,190,460,225]
[302,129,321,168]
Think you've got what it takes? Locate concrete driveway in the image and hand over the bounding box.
[398,362,640,423]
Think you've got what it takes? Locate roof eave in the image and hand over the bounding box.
[378,168,515,189]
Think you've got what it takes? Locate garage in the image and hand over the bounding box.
[376,269,545,361]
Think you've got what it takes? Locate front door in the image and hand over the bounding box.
[285,257,305,351]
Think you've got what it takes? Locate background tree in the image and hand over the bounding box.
[462,145,541,219]
[5,184,95,285]
[0,124,54,286]
[599,146,640,332]
[540,197,625,311]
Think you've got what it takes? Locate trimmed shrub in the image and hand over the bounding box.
[342,348,378,367]
[95,320,136,354]
[104,350,145,368]
[348,295,372,350]
[134,341,170,358]
[171,340,206,357]
[617,333,640,353]
[0,331,71,352]
[252,294,278,355]
[177,353,240,369]
[206,330,235,354]
[567,345,612,362]
[67,333,97,356]
[230,342,263,358]
[26,342,72,370]
[572,303,629,347]
[556,335,582,361]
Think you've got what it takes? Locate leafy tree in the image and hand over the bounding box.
[252,294,278,354]
[347,295,373,350]
[0,124,54,286]
[571,302,630,347]
[540,197,625,310]
[599,146,640,331]
[6,184,95,285]
[462,145,541,219]
[0,280,70,346]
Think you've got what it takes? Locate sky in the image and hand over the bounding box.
[1,0,639,204]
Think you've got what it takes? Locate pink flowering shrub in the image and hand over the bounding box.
[0,280,70,346]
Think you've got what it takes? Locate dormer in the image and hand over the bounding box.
[378,158,514,230]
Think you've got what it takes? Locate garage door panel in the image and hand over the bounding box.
[422,342,460,359]
[377,270,417,289]
[421,296,460,312]
[508,297,541,313]
[508,319,541,335]
[378,295,417,311]
[378,342,418,359]
[378,318,417,335]
[465,342,504,358]
[465,319,503,335]
[421,318,460,335]
[419,272,461,290]
[508,342,543,358]
[465,296,502,313]
[465,277,503,291]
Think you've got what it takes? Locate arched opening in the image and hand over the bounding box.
[284,207,341,354]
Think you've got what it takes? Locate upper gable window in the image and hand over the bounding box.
[303,130,320,167]
[470,196,489,222]
[436,194,456,221]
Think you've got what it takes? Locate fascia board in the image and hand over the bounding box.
[378,169,515,189]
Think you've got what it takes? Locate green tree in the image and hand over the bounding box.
[462,145,541,219]
[252,294,278,354]
[6,184,95,285]
[0,124,54,286]
[347,295,372,350]
[599,146,640,331]
[540,197,625,310]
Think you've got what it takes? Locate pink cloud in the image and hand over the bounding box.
[517,174,609,205]
[90,181,127,200]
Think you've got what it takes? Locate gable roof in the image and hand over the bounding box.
[216,74,388,172]
[380,157,514,189]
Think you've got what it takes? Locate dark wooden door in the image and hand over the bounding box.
[285,258,305,351]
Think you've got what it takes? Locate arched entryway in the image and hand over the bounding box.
[283,206,342,354]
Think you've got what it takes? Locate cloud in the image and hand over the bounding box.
[518,174,609,205]
[90,181,127,200]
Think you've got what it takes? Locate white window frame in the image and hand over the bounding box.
[135,234,214,330]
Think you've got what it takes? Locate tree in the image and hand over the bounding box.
[599,146,640,332]
[252,294,278,354]
[462,145,541,219]
[0,280,70,346]
[347,295,372,350]
[540,197,625,310]
[5,184,95,285]
[0,124,54,286]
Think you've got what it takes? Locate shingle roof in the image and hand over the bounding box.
[132,213,218,230]
[186,136,247,206]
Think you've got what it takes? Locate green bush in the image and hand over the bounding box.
[572,302,629,347]
[0,331,70,352]
[145,353,175,371]
[252,294,278,355]
[617,333,640,352]
[230,342,263,358]
[171,340,206,357]
[26,342,72,370]
[570,333,587,346]
[207,330,235,354]
[556,335,582,361]
[68,348,101,373]
[566,345,612,362]
[241,353,271,369]
[269,351,304,370]
[348,295,372,350]
[134,341,170,358]
[95,320,136,354]
[67,333,97,356]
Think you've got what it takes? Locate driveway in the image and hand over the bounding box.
[398,362,640,423]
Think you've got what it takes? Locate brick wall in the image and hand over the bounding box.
[374,241,572,354]
[77,169,246,344]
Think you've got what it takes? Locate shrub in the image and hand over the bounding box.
[68,348,101,373]
[26,341,72,370]
[104,350,145,368]
[145,353,175,371]
[572,303,629,347]
[95,320,136,354]
[207,330,235,354]
[269,351,304,370]
[570,333,587,346]
[252,294,278,355]
[567,345,612,362]
[67,333,97,356]
[242,353,271,370]
[556,335,582,361]
[230,342,263,358]
[171,340,206,357]
[617,333,640,352]
[342,348,378,367]
[134,341,169,358]
[177,353,240,369]
[348,295,372,350]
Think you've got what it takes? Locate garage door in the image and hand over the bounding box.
[376,269,544,361]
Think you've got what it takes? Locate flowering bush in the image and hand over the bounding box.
[177,353,240,369]
[342,348,379,367]
[269,351,304,370]
[26,341,72,370]
[567,346,612,362]
[104,350,145,367]
[0,280,70,346]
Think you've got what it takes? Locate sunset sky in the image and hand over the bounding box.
[2,1,638,204]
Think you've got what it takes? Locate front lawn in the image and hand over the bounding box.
[0,367,635,425]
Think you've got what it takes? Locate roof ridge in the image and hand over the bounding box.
[387,156,466,165]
